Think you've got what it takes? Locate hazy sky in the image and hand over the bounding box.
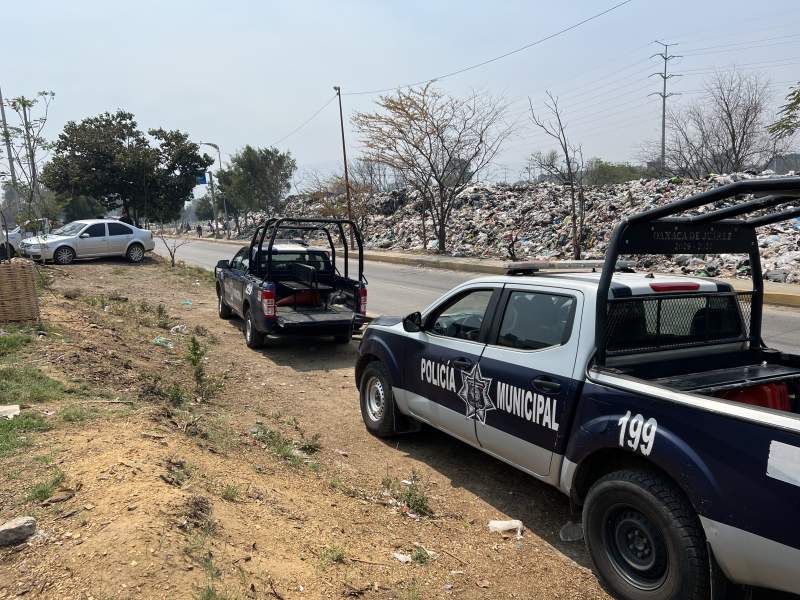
[3,0,800,189]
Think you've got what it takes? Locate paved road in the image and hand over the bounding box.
[155,239,800,353]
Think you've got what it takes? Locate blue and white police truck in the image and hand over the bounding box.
[355,177,800,599]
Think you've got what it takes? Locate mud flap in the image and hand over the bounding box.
[709,542,734,600]
[393,402,422,434]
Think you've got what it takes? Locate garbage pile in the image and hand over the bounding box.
[281,171,800,281]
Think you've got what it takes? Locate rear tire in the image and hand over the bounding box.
[244,307,264,349]
[359,362,397,437]
[53,246,75,265]
[583,469,708,600]
[126,243,145,263]
[217,290,232,319]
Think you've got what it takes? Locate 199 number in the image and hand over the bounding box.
[617,411,657,456]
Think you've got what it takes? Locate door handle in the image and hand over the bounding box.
[452,357,473,370]
[532,377,561,394]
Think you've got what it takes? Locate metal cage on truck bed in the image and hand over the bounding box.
[596,176,800,365]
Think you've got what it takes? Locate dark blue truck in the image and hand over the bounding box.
[215,218,367,347]
[355,178,800,599]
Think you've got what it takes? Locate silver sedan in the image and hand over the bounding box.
[18,219,155,264]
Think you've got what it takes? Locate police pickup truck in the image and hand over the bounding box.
[355,178,800,600]
[215,217,367,348]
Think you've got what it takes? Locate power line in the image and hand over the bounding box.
[343,0,635,96]
[270,94,337,146]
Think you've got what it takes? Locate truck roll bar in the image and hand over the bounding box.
[596,177,800,365]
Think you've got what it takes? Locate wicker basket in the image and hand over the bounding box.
[0,258,40,323]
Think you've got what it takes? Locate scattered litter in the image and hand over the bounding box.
[109,295,128,302]
[392,551,412,564]
[559,520,584,542]
[476,580,491,589]
[152,336,174,349]
[334,449,349,457]
[0,405,20,420]
[170,324,188,335]
[413,542,439,560]
[400,479,413,486]
[488,519,524,539]
[180,299,193,306]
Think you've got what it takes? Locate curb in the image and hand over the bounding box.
[160,236,800,308]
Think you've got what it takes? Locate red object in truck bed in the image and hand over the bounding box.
[719,383,791,411]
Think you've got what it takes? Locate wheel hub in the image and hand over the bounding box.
[603,506,667,591]
[366,376,385,421]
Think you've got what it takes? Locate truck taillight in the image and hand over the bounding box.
[260,286,276,317]
[649,282,700,292]
[358,286,367,315]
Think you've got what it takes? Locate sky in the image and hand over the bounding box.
[3,0,800,191]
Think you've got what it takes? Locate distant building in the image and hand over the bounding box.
[767,153,800,174]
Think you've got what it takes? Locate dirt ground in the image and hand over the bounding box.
[0,256,608,600]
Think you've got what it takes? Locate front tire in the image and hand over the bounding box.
[53,246,75,265]
[583,469,708,600]
[359,362,397,437]
[126,243,145,263]
[243,307,264,349]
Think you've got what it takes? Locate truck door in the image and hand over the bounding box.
[402,285,502,446]
[475,285,583,478]
[224,250,249,315]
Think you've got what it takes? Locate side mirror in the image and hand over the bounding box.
[79,233,90,239]
[402,311,423,333]
[215,259,229,270]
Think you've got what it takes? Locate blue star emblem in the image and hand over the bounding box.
[457,363,496,423]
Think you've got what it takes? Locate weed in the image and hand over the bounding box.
[401,580,422,600]
[0,365,64,404]
[298,433,322,455]
[0,414,51,457]
[186,336,220,400]
[32,453,54,464]
[167,383,187,407]
[221,484,240,502]
[250,424,302,467]
[308,461,321,473]
[196,585,229,600]
[396,470,432,516]
[60,404,96,423]
[27,469,65,502]
[138,299,153,314]
[193,324,209,337]
[411,547,430,565]
[0,333,32,358]
[319,546,345,568]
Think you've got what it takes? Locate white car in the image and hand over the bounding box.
[18,219,155,264]
[0,226,22,256]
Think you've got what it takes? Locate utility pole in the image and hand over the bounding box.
[333,86,354,249]
[207,170,219,238]
[649,41,681,176]
[201,142,229,238]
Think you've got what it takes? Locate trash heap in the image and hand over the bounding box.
[280,171,800,282]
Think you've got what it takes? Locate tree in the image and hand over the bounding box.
[4,91,54,225]
[42,111,212,223]
[666,70,789,177]
[528,91,585,259]
[194,195,215,222]
[61,195,104,221]
[219,145,296,217]
[769,82,800,140]
[354,84,511,253]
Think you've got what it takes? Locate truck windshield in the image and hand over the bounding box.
[605,293,748,355]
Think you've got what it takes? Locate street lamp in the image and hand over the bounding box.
[200,142,230,239]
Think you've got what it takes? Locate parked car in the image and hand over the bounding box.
[356,177,800,599]
[17,219,155,264]
[0,226,22,257]
[215,217,367,347]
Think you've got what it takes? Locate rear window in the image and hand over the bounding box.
[259,251,332,272]
[605,292,749,356]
